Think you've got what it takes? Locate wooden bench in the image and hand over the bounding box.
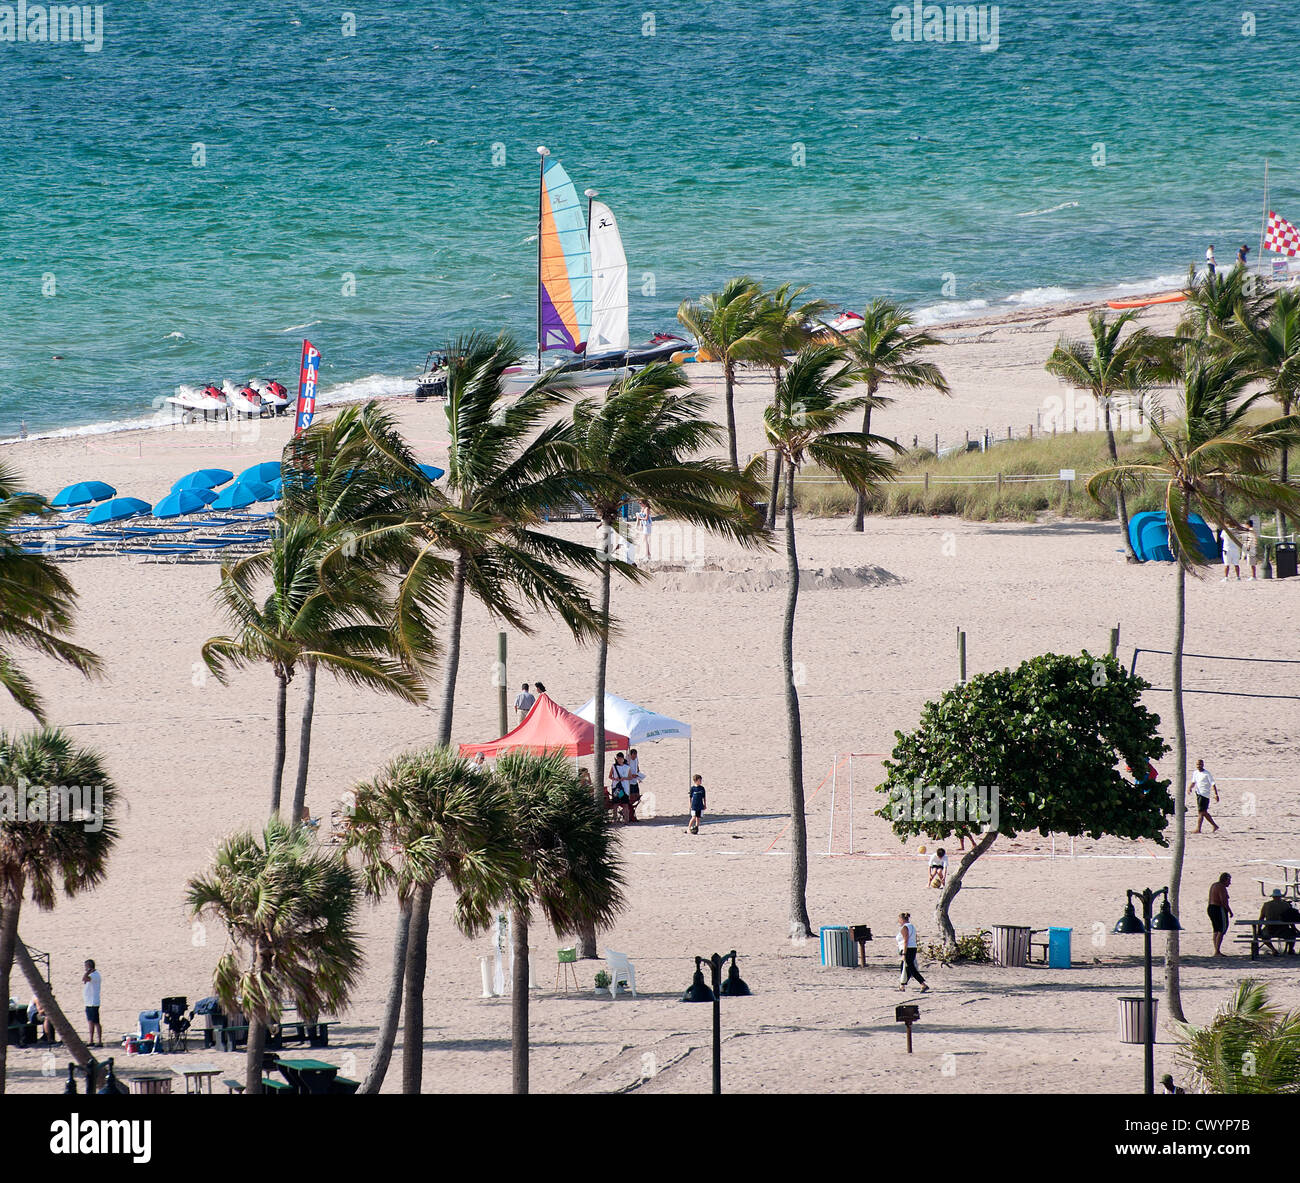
[223,1078,244,1094]
[216,1024,248,1052]
[261,1077,293,1094]
[330,1076,360,1094]
[1029,929,1050,964]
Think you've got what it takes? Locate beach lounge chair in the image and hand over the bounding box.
[601,949,636,998]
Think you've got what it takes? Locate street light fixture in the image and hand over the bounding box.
[682,951,750,1093]
[1113,886,1181,1096]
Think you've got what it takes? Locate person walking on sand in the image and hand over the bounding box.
[513,682,535,725]
[687,773,706,834]
[1221,531,1242,581]
[1208,873,1232,956]
[82,958,103,1047]
[928,847,948,889]
[897,913,929,992]
[1240,517,1259,579]
[636,501,653,562]
[1206,244,1216,277]
[1189,759,1220,833]
[1237,244,1250,270]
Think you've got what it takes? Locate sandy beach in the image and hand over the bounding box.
[5,296,1298,1096]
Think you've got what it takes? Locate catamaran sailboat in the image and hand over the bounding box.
[415,148,690,400]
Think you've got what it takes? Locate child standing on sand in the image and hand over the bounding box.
[687,774,706,834]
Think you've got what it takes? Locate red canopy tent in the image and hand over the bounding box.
[458,693,630,758]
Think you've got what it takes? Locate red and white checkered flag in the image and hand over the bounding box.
[1264,210,1300,257]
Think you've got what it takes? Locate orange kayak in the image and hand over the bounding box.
[1106,292,1186,310]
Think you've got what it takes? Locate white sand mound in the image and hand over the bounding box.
[650,561,903,593]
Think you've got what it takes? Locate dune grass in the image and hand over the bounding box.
[790,429,1169,521]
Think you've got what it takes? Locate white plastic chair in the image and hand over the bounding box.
[602,949,636,998]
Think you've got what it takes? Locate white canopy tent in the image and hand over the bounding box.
[574,693,693,793]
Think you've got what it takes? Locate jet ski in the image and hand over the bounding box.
[250,380,293,415]
[165,383,229,421]
[227,383,265,418]
[414,351,448,402]
[809,310,865,341]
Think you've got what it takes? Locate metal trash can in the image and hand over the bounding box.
[990,924,1031,967]
[1276,543,1298,579]
[1047,926,1072,968]
[1118,996,1157,1044]
[819,925,854,967]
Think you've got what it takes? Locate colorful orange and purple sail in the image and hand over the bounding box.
[538,155,592,353]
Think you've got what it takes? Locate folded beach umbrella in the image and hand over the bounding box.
[416,464,446,481]
[152,488,215,519]
[171,468,233,493]
[237,461,282,486]
[51,480,116,508]
[85,497,152,524]
[210,480,274,510]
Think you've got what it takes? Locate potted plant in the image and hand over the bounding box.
[594,970,611,993]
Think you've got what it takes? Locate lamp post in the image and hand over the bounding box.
[1114,887,1181,1095]
[682,950,750,1094]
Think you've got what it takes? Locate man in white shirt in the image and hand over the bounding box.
[82,958,103,1047]
[1206,245,1216,277]
[1189,759,1220,833]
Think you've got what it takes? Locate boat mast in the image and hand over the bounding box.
[1258,158,1269,279]
[537,145,549,371]
[585,186,598,363]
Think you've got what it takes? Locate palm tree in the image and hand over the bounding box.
[1226,288,1300,536]
[677,276,772,471]
[757,284,834,528]
[344,745,520,1094]
[764,344,900,937]
[1175,979,1300,1093]
[0,464,102,719]
[1177,264,1271,349]
[1045,310,1164,560]
[1089,347,1300,1021]
[202,516,426,820]
[843,299,949,532]
[563,363,768,955]
[0,727,117,1092]
[370,331,608,1094]
[491,749,625,1094]
[186,816,363,1093]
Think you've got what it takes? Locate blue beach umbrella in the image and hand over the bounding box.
[416,464,445,481]
[51,480,116,508]
[237,462,282,486]
[153,488,215,519]
[210,480,274,510]
[171,468,233,493]
[85,497,152,524]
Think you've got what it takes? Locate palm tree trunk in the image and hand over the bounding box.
[578,543,614,961]
[402,552,467,1094]
[782,464,812,939]
[1105,406,1137,560]
[511,908,529,1095]
[288,659,317,827]
[269,670,289,816]
[359,894,412,1094]
[1165,561,1188,1023]
[14,936,100,1086]
[401,885,432,1094]
[723,361,740,472]
[245,1017,268,1094]
[852,402,874,532]
[767,453,782,530]
[0,887,21,1093]
[934,833,998,947]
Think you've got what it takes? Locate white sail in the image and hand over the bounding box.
[587,199,629,354]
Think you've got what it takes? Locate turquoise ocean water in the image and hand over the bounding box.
[1,0,1298,437]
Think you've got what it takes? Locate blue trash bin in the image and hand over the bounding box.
[1047,926,1072,968]
[819,926,853,967]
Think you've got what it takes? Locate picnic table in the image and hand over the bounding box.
[1249,861,1300,900]
[175,1063,223,1094]
[1232,918,1299,959]
[275,1057,340,1095]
